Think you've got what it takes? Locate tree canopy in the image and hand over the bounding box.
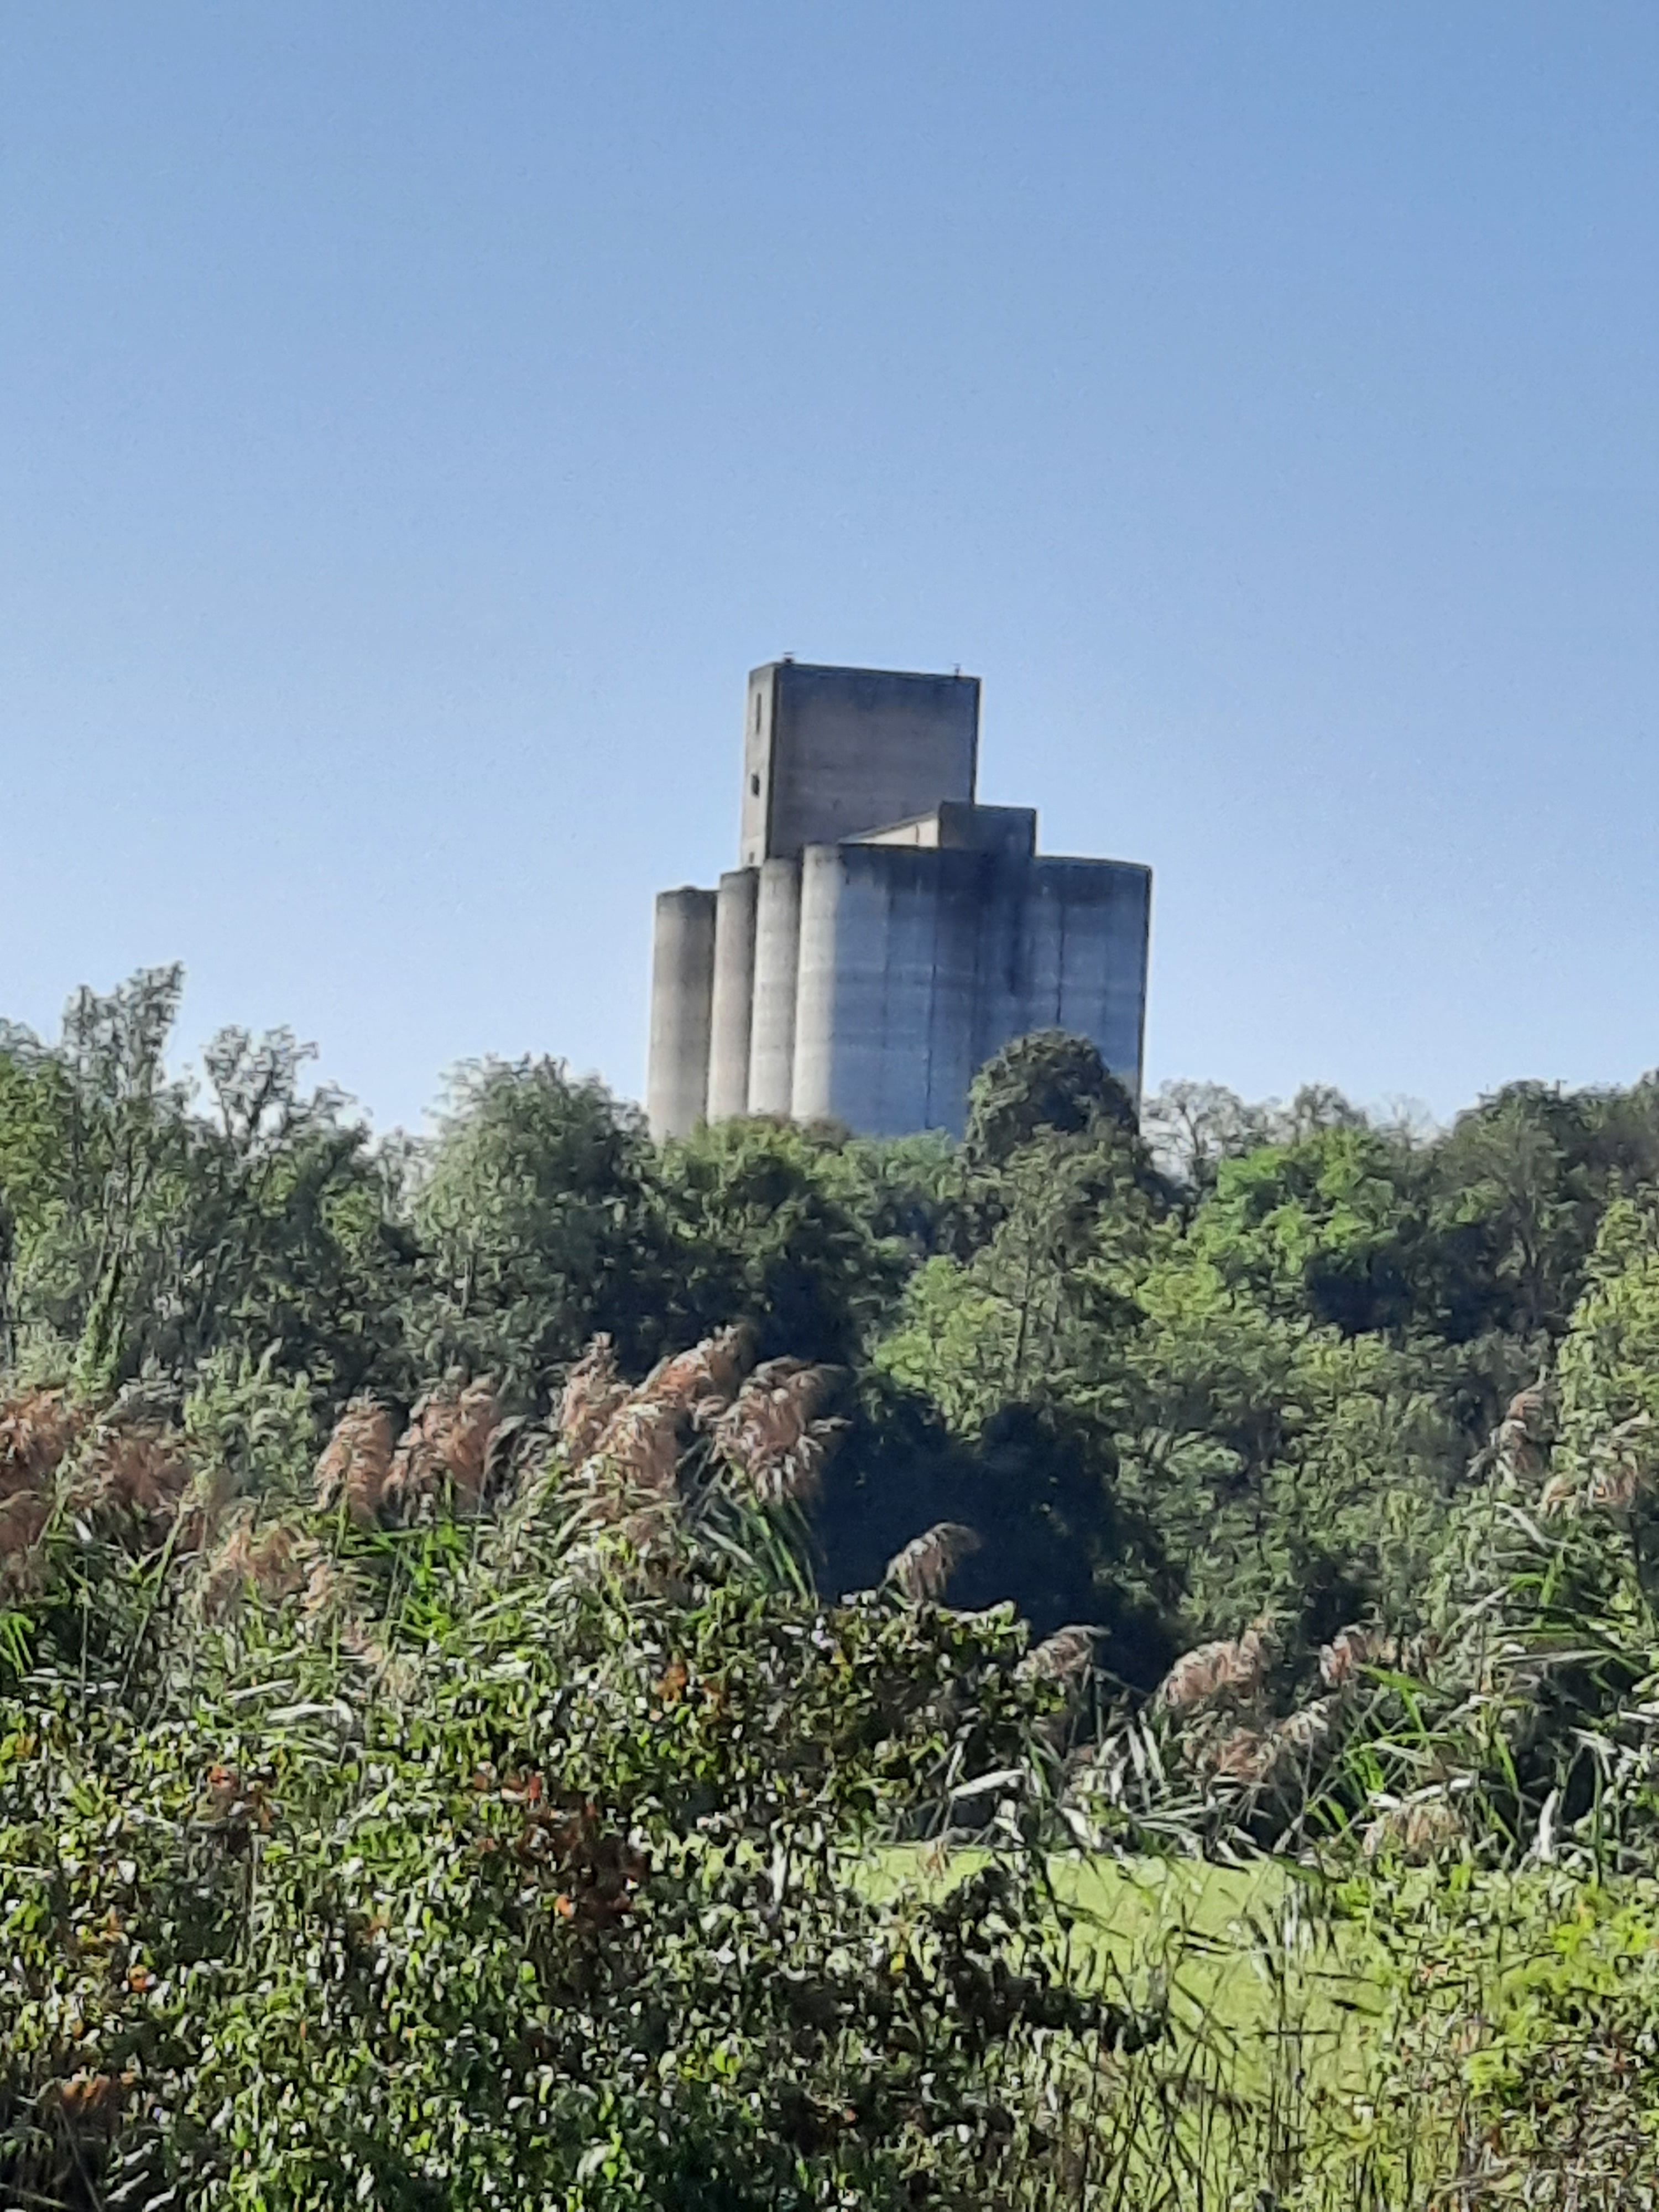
[11,981,1659,2201]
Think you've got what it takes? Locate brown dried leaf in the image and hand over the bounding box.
[57,2070,123,2125]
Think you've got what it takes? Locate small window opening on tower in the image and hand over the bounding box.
[749,773,761,796]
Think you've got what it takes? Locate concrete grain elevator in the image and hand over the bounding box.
[645,661,1151,1141]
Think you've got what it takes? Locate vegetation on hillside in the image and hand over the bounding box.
[9,970,1659,2203]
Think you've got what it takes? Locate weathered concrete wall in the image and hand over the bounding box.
[792,844,994,1134]
[745,855,802,1114]
[706,868,759,1120]
[740,662,980,866]
[787,843,1152,1136]
[645,886,716,1140]
[979,855,1152,1107]
[794,844,925,1130]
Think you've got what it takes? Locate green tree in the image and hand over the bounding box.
[963,1027,1139,1174]
[876,1126,1152,1432]
[1114,1232,1464,1652]
[410,1056,657,1394]
[1186,1125,1431,1337]
[1427,1079,1659,1345]
[0,972,411,1399]
[649,1116,909,1366]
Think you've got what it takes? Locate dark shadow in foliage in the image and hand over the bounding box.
[812,1377,1176,1690]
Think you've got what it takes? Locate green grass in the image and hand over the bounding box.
[861,1848,1385,2088]
[849,1849,1425,2203]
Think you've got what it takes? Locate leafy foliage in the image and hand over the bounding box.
[410,1055,658,1389]
[0,1347,1133,2210]
[14,974,1659,2197]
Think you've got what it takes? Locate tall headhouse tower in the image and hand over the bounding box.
[645,660,1151,1141]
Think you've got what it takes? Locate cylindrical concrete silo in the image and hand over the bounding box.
[745,856,802,1114]
[790,844,845,1125]
[645,886,717,1140]
[705,868,760,1121]
[794,842,941,1136]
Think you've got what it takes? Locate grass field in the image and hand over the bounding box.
[852,1849,1422,2204]
[864,1847,1390,2090]
[859,1847,1659,2203]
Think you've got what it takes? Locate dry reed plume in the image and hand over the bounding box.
[1275,1693,1340,1755]
[556,1335,630,1461]
[316,1380,512,1532]
[1317,1621,1416,1689]
[0,1386,84,1498]
[1207,1725,1274,1787]
[573,1326,759,1512]
[1154,1624,1270,1714]
[0,1491,50,1586]
[1475,1377,1552,1487]
[290,1550,415,1694]
[384,1379,503,1517]
[313,1398,397,1526]
[199,1516,309,1621]
[72,1419,191,1529]
[1018,1624,1097,1688]
[583,1397,684,1501]
[704,1357,847,1506]
[1198,1694,1341,1797]
[1587,1460,1642,1511]
[0,1386,86,1587]
[301,1552,348,1621]
[1578,1413,1655,1514]
[1363,1790,1463,1860]
[884,1520,982,1602]
[0,1389,212,1590]
[1538,1470,1579,1517]
[640,1322,756,1416]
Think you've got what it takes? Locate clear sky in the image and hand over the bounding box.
[4,3,1657,1131]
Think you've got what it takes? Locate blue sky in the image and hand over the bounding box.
[4,3,1657,1130]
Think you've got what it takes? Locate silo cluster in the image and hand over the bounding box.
[646,661,1151,1142]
